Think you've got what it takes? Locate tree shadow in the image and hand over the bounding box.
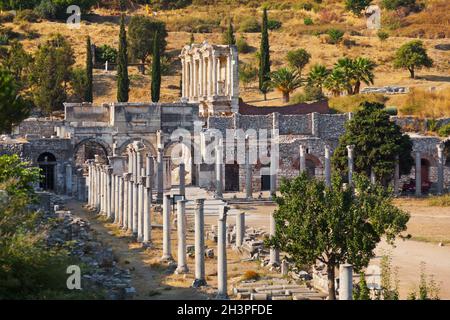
[418,75,450,82]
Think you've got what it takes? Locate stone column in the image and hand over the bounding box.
[128,174,134,231]
[181,60,186,99]
[175,199,189,274]
[235,211,245,248]
[208,55,212,97]
[146,155,154,203]
[415,151,421,197]
[65,163,73,196]
[111,175,116,221]
[88,162,93,206]
[132,175,139,238]
[394,155,400,195]
[107,167,113,220]
[161,195,174,262]
[137,174,144,242]
[143,176,152,245]
[269,210,280,267]
[299,145,306,174]
[100,168,105,214]
[215,139,223,198]
[190,57,194,98]
[123,173,130,229]
[339,264,353,300]
[192,199,206,287]
[117,176,123,227]
[212,54,217,96]
[157,148,164,203]
[179,162,186,197]
[217,205,229,299]
[270,147,278,200]
[347,145,355,186]
[114,175,119,223]
[325,145,332,187]
[370,169,376,184]
[96,165,101,209]
[437,143,445,195]
[245,137,252,200]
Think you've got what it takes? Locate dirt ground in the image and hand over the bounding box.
[66,200,281,300]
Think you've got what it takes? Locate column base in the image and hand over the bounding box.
[175,265,189,274]
[160,255,175,264]
[142,241,153,249]
[192,279,207,288]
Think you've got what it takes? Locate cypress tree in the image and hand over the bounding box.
[151,31,161,103]
[117,14,129,102]
[223,19,236,45]
[85,36,93,102]
[259,8,271,100]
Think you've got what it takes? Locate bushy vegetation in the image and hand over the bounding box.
[95,44,118,64]
[428,194,450,207]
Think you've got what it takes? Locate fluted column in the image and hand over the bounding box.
[192,199,206,287]
[175,199,189,274]
[217,205,229,299]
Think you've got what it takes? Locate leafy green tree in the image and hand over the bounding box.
[269,68,302,103]
[239,62,258,88]
[0,68,30,134]
[354,272,371,300]
[327,28,344,44]
[1,41,32,90]
[286,48,311,77]
[222,19,236,46]
[352,57,376,94]
[128,15,168,75]
[345,0,372,15]
[151,31,161,103]
[323,68,346,96]
[307,64,330,92]
[268,173,409,300]
[85,36,93,102]
[117,14,129,102]
[259,8,271,100]
[332,101,414,185]
[71,67,88,103]
[394,40,433,79]
[334,57,356,95]
[95,44,118,64]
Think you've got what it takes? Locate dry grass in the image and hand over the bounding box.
[427,194,450,207]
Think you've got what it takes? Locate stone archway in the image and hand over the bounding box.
[74,138,111,166]
[117,138,157,158]
[37,152,57,191]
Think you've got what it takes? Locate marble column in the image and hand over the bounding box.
[208,55,212,97]
[107,167,113,220]
[347,145,355,186]
[146,155,154,203]
[175,199,189,274]
[437,143,445,195]
[113,175,119,224]
[65,163,73,196]
[192,199,206,287]
[212,55,217,96]
[299,145,306,174]
[394,155,400,195]
[132,174,139,237]
[123,173,130,230]
[415,151,421,197]
[88,162,93,206]
[215,140,223,198]
[128,174,134,231]
[370,169,376,184]
[118,176,123,227]
[217,205,229,299]
[100,168,105,214]
[179,162,186,197]
[269,210,280,267]
[161,195,174,262]
[110,175,116,220]
[143,176,152,244]
[325,145,332,187]
[137,174,144,242]
[339,264,353,300]
[235,211,245,248]
[157,148,164,203]
[245,137,252,200]
[270,149,278,200]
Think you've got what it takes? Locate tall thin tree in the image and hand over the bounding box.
[85,36,93,102]
[259,8,271,100]
[223,19,236,45]
[151,31,161,103]
[117,14,129,102]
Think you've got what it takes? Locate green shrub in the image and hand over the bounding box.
[438,123,450,137]
[236,36,252,54]
[239,16,261,33]
[384,107,398,116]
[327,28,344,44]
[428,194,450,207]
[304,17,313,25]
[267,19,282,30]
[377,30,390,41]
[95,44,118,64]
[36,0,57,20]
[239,62,258,88]
[292,85,325,103]
[14,9,40,22]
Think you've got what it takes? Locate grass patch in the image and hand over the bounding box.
[389,88,450,118]
[329,94,388,113]
[242,270,260,281]
[427,194,450,207]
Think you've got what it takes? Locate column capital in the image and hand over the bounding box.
[218,205,229,221]
[123,172,132,181]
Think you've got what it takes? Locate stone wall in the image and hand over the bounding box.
[14,118,63,138]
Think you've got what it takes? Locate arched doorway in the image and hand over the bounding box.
[74,139,110,167]
[38,152,56,191]
[293,153,323,178]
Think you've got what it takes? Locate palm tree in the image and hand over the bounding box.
[352,57,376,94]
[334,57,355,95]
[324,68,346,97]
[307,64,330,92]
[270,68,302,103]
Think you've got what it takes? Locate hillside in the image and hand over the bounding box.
[1,0,449,117]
